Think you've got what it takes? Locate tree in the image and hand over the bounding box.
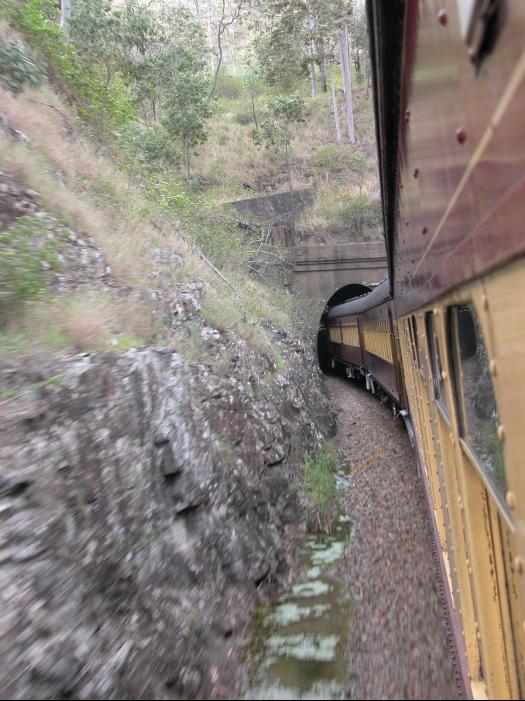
[69,0,119,87]
[162,73,212,179]
[340,23,355,144]
[255,0,352,97]
[329,60,342,145]
[253,0,357,147]
[253,24,306,93]
[60,0,71,31]
[68,0,206,122]
[243,67,261,131]
[0,38,46,95]
[348,2,368,86]
[208,0,247,99]
[256,93,304,194]
[126,4,205,122]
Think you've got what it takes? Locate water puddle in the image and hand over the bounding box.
[243,508,352,700]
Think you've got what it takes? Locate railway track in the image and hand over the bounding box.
[325,375,462,699]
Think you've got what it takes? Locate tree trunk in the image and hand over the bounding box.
[330,62,342,145]
[319,56,328,93]
[230,23,236,72]
[250,87,258,130]
[60,0,71,32]
[207,0,215,73]
[307,5,317,98]
[285,142,293,196]
[340,24,355,144]
[308,44,317,97]
[185,142,191,179]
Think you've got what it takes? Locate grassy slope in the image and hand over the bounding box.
[194,74,381,243]
[0,78,298,360]
[0,13,379,362]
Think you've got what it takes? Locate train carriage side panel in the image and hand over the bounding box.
[360,302,400,403]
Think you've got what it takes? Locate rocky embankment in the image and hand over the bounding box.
[0,172,334,699]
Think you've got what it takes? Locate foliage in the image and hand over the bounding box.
[299,186,381,239]
[302,443,341,534]
[307,143,354,175]
[259,94,305,146]
[253,27,306,92]
[163,73,212,178]
[255,93,304,191]
[117,122,180,173]
[254,0,353,92]
[0,37,46,94]
[339,193,381,237]
[0,216,60,324]
[115,2,206,120]
[348,2,368,82]
[3,0,135,129]
[215,71,244,100]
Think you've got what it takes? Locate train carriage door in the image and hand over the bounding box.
[388,308,405,406]
[448,301,525,699]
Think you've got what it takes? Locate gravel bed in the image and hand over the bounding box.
[325,376,461,700]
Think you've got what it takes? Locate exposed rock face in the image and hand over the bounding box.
[0,170,40,230]
[0,341,333,699]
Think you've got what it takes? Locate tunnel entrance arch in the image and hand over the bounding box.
[324,283,372,310]
[317,283,372,373]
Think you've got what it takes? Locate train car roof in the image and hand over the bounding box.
[326,279,391,320]
[366,0,405,290]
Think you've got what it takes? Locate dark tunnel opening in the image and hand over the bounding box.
[324,283,372,310]
[317,283,372,373]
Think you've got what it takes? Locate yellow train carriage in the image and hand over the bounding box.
[399,262,525,699]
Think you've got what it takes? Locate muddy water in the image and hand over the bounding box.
[243,492,352,700]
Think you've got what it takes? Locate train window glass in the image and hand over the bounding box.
[425,312,450,416]
[449,304,507,502]
[457,0,478,41]
[411,316,423,372]
[407,318,417,364]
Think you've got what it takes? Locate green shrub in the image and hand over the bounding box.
[308,144,353,175]
[337,193,381,236]
[215,71,243,100]
[234,109,254,126]
[302,444,341,533]
[181,205,249,272]
[298,186,382,239]
[117,122,180,174]
[0,38,46,94]
[4,0,135,131]
[0,216,61,324]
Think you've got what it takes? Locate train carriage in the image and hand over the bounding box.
[320,1,525,698]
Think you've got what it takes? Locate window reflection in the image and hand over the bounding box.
[450,304,507,502]
[425,312,450,416]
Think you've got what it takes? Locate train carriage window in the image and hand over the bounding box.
[425,312,450,416]
[411,316,423,372]
[407,318,417,364]
[448,304,507,503]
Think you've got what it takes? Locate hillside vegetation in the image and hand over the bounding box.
[0,0,380,358]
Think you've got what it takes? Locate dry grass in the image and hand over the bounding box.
[195,83,378,205]
[0,82,295,358]
[200,277,290,363]
[297,180,382,243]
[169,324,213,365]
[0,85,210,284]
[0,292,156,355]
